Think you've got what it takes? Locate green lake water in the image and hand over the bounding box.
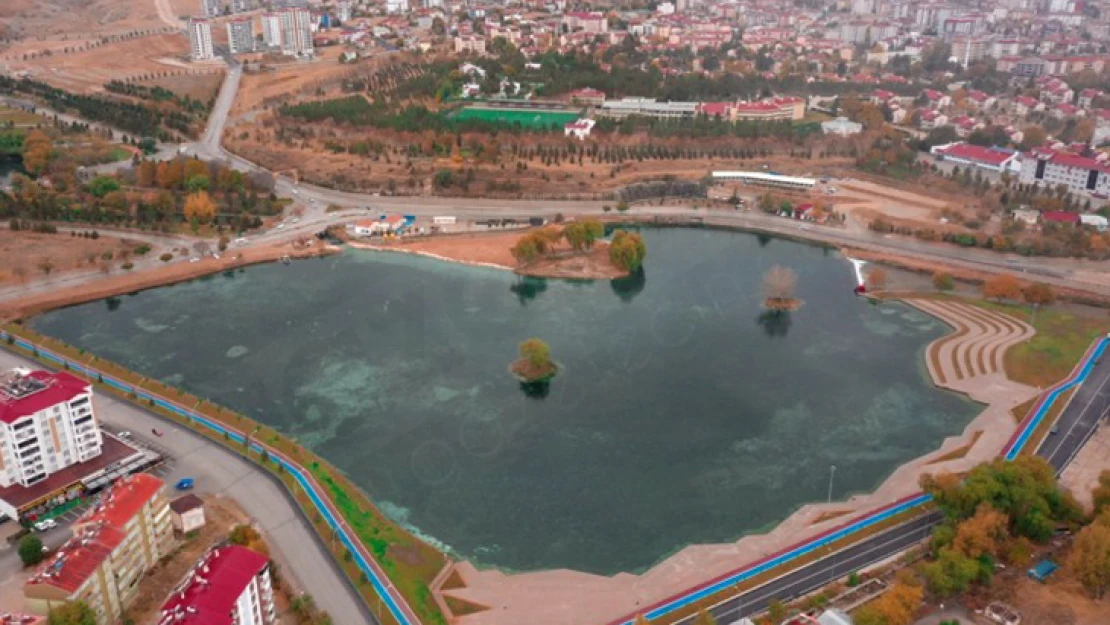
[30,228,979,575]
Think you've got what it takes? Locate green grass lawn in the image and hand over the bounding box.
[971,300,1110,388]
[451,106,580,129]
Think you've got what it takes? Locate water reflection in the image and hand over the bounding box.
[105,297,122,312]
[756,310,792,337]
[519,380,552,399]
[509,276,548,306]
[610,267,646,303]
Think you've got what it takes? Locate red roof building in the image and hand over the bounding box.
[1042,211,1081,224]
[24,474,173,623]
[0,370,89,425]
[158,545,276,625]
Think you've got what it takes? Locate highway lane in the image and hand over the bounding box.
[672,341,1110,625]
[1040,345,1110,474]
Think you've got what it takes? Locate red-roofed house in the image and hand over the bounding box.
[931,142,1022,173]
[1020,147,1110,196]
[158,545,276,625]
[24,473,173,624]
[1042,211,1081,224]
[0,369,102,501]
[568,87,606,106]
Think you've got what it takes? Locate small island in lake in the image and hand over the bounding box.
[511,338,558,383]
[763,265,804,312]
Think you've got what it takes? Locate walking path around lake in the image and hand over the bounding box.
[433,298,1041,625]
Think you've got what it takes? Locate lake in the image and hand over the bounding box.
[30,228,978,575]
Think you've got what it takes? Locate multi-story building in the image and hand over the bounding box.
[227,18,255,54]
[598,97,698,120]
[386,0,408,13]
[201,0,222,18]
[157,545,277,625]
[336,0,351,22]
[24,473,174,625]
[230,0,252,13]
[1020,148,1110,196]
[0,370,100,493]
[278,7,313,56]
[261,12,282,48]
[188,18,215,61]
[454,35,486,54]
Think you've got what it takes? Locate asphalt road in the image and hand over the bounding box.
[1039,346,1110,474]
[674,340,1110,625]
[0,348,374,625]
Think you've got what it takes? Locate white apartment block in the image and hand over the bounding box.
[386,0,409,13]
[1020,148,1110,196]
[261,13,283,48]
[188,18,216,61]
[158,545,277,625]
[0,370,101,493]
[201,0,222,18]
[231,0,253,13]
[278,7,314,56]
[337,0,351,21]
[227,18,255,54]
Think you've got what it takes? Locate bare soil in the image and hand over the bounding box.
[0,240,338,320]
[0,230,148,286]
[141,70,226,102]
[360,228,629,279]
[6,34,200,93]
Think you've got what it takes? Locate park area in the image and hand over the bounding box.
[450,105,581,130]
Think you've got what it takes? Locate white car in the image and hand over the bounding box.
[33,519,57,532]
[189,257,200,263]
[277,223,285,229]
[118,430,132,438]
[292,218,300,224]
[234,237,248,246]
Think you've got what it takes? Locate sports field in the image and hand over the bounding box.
[452,106,581,129]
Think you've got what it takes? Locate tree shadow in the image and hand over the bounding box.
[610,266,646,303]
[105,297,122,312]
[756,233,773,247]
[510,276,548,306]
[756,310,792,338]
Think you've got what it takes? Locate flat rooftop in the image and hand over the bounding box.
[0,436,143,513]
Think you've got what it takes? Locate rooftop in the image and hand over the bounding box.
[26,523,126,594]
[79,472,164,530]
[0,370,90,425]
[0,435,140,512]
[170,494,206,515]
[159,545,269,625]
[936,143,1016,166]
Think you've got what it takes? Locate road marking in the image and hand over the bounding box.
[1043,366,1110,461]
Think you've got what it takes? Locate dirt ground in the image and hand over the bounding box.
[1061,423,1110,513]
[0,239,338,320]
[833,179,957,225]
[121,495,251,625]
[5,33,202,93]
[991,575,1110,625]
[0,0,169,43]
[355,227,630,279]
[0,230,150,286]
[231,48,362,114]
[142,70,226,102]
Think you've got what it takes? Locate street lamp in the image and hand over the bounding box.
[827,464,837,505]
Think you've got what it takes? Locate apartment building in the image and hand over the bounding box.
[230,0,252,13]
[1020,147,1110,196]
[0,370,100,492]
[227,18,255,54]
[189,18,216,61]
[201,0,222,18]
[278,7,313,56]
[24,473,174,625]
[157,545,277,625]
[261,13,282,48]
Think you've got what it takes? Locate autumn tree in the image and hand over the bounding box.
[1093,470,1110,516]
[183,191,217,224]
[953,504,1009,558]
[1020,126,1048,150]
[510,232,551,264]
[763,265,799,311]
[1022,283,1055,308]
[563,218,605,251]
[867,267,889,291]
[22,129,53,176]
[513,338,556,382]
[609,230,647,272]
[1068,521,1110,599]
[853,581,923,625]
[46,601,96,625]
[981,273,1021,301]
[932,272,954,291]
[136,160,157,187]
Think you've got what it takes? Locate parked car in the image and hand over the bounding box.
[117,430,132,438]
[33,519,57,532]
[175,478,195,491]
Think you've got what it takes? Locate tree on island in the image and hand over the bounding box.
[512,338,557,383]
[609,230,647,272]
[763,265,801,311]
[510,231,552,265]
[563,218,605,251]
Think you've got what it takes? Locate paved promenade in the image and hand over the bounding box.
[436,298,1039,625]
